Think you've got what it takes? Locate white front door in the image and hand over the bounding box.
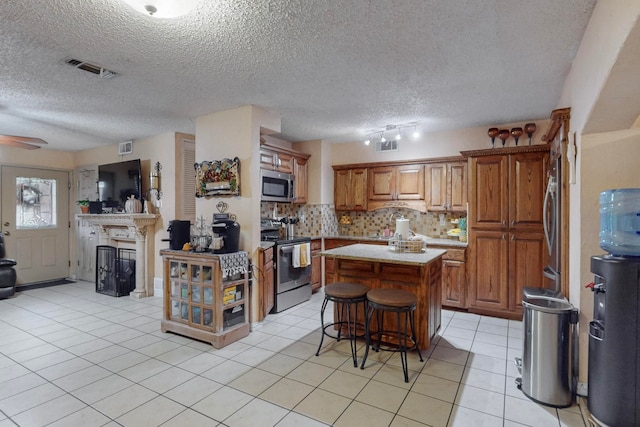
[1,166,70,285]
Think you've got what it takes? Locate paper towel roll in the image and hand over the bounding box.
[396,218,410,239]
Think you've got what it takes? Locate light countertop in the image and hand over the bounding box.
[313,234,467,248]
[320,243,446,266]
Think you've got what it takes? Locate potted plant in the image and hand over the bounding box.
[77,199,90,214]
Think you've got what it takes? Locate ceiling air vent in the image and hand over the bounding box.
[64,58,117,79]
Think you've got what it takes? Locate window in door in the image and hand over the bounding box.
[16,177,57,229]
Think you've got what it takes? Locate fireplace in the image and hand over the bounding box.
[96,246,136,297]
[77,214,158,298]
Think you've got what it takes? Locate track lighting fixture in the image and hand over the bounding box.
[363,122,420,145]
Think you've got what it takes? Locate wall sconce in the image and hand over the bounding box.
[149,161,162,200]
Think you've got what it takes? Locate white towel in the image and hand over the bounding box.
[292,243,311,268]
[293,244,301,268]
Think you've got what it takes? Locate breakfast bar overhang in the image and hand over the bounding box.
[321,243,446,350]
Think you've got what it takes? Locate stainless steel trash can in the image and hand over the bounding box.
[516,291,578,408]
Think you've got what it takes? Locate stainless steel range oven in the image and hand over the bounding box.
[261,219,311,313]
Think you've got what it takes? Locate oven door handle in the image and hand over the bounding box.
[280,246,294,255]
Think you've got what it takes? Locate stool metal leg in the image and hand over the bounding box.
[315,296,329,356]
[360,303,374,369]
[409,310,424,362]
[399,311,409,383]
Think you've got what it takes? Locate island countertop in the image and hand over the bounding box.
[321,243,446,266]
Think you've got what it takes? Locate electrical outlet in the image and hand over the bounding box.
[439,213,446,226]
[576,382,588,397]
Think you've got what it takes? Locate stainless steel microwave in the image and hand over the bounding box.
[260,169,295,202]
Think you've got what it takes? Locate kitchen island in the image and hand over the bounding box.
[321,243,446,350]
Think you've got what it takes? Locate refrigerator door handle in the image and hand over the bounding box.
[543,265,557,281]
[543,176,556,256]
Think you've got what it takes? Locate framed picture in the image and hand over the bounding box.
[195,157,240,197]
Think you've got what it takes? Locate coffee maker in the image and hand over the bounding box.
[212,218,240,254]
[165,220,191,250]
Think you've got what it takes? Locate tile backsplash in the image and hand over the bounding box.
[260,202,465,239]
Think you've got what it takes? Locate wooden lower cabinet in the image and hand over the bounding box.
[160,250,250,348]
[257,246,274,321]
[323,238,387,286]
[508,232,546,312]
[332,256,442,350]
[468,230,509,312]
[468,230,547,317]
[310,239,322,292]
[429,245,467,309]
[442,260,466,308]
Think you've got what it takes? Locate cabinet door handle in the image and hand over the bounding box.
[502,220,506,227]
[502,234,506,240]
[511,220,515,227]
[511,235,515,241]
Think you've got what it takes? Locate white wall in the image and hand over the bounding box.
[331,119,551,165]
[554,0,640,382]
[195,105,281,322]
[74,132,178,286]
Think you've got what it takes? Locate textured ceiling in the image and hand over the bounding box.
[0,0,597,151]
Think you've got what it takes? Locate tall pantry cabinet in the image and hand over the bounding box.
[464,144,550,317]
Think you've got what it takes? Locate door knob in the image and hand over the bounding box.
[2,231,9,236]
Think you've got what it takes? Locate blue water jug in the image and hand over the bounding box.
[600,188,640,256]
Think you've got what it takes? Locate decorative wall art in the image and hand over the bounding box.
[195,157,240,198]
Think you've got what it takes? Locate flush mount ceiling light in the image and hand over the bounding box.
[363,122,419,145]
[119,0,201,18]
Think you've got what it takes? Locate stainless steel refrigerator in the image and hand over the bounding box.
[542,150,562,295]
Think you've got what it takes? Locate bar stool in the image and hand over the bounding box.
[316,282,370,367]
[360,288,423,382]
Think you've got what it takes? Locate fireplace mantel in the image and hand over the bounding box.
[78,214,159,298]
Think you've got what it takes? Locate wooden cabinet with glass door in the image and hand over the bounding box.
[160,250,249,348]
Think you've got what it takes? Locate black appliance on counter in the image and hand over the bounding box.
[261,218,311,313]
[164,220,191,250]
[588,255,640,426]
[212,218,241,254]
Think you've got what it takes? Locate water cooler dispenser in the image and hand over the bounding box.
[588,188,640,426]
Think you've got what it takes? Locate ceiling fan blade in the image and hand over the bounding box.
[0,135,47,149]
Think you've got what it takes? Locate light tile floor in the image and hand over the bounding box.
[0,281,586,427]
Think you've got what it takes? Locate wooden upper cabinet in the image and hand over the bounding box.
[426,161,467,212]
[468,155,508,229]
[396,164,425,200]
[368,165,424,201]
[368,166,396,201]
[293,156,308,204]
[509,152,549,231]
[449,161,468,211]
[259,147,294,174]
[425,163,447,211]
[334,168,367,211]
[466,146,549,230]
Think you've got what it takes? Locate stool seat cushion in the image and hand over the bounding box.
[325,282,369,299]
[367,288,417,308]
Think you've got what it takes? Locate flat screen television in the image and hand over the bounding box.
[98,159,142,212]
